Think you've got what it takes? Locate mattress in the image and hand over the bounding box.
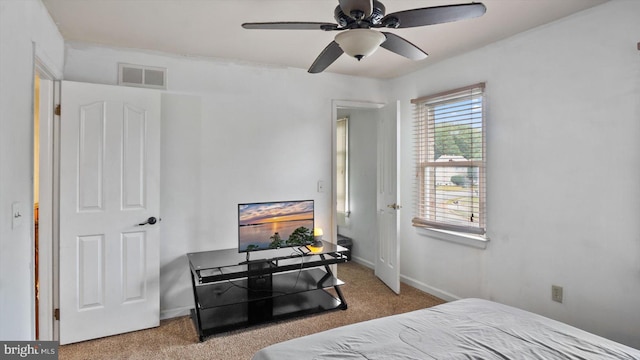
[252,298,640,360]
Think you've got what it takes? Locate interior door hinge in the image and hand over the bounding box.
[54,308,60,321]
[54,104,61,116]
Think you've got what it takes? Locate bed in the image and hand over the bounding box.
[252,298,640,359]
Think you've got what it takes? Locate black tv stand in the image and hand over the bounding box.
[187,240,349,341]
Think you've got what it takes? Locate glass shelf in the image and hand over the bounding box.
[188,240,348,283]
[187,240,349,341]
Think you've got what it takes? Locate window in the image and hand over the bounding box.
[412,83,486,236]
[336,117,350,219]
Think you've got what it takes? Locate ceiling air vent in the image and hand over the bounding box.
[118,63,167,90]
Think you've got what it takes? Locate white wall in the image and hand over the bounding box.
[392,0,640,348]
[0,0,64,340]
[2,0,638,348]
[337,108,378,266]
[62,43,387,318]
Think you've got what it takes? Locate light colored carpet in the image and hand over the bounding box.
[59,262,445,360]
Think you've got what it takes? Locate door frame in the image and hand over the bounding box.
[33,56,61,341]
[330,100,385,257]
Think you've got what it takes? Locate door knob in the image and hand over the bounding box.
[137,216,160,226]
[387,203,402,210]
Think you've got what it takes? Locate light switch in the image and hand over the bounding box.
[317,180,325,193]
[12,202,24,229]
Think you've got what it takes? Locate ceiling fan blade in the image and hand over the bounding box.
[380,32,428,60]
[242,22,339,31]
[308,41,344,73]
[382,3,486,29]
[339,0,373,19]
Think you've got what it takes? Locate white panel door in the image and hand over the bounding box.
[59,81,161,344]
[375,101,401,294]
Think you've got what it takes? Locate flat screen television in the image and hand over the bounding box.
[238,200,314,253]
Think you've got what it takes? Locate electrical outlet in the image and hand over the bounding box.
[551,285,563,303]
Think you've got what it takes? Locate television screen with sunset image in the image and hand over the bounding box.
[238,200,314,253]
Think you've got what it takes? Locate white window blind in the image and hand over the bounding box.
[336,117,349,217]
[412,83,486,235]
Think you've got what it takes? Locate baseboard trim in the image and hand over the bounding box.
[350,256,374,269]
[160,306,191,320]
[347,257,459,302]
[400,274,460,302]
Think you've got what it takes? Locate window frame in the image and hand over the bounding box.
[411,83,487,237]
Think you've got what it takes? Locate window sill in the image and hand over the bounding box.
[415,227,489,249]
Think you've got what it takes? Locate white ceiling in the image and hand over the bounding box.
[42,0,608,79]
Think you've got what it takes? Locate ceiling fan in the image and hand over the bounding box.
[242,0,486,73]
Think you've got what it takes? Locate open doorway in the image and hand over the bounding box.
[331,100,401,294]
[331,101,384,267]
[34,71,40,340]
[33,61,58,341]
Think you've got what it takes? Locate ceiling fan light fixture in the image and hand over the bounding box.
[335,29,385,61]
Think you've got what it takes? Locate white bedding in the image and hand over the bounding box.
[252,298,640,360]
